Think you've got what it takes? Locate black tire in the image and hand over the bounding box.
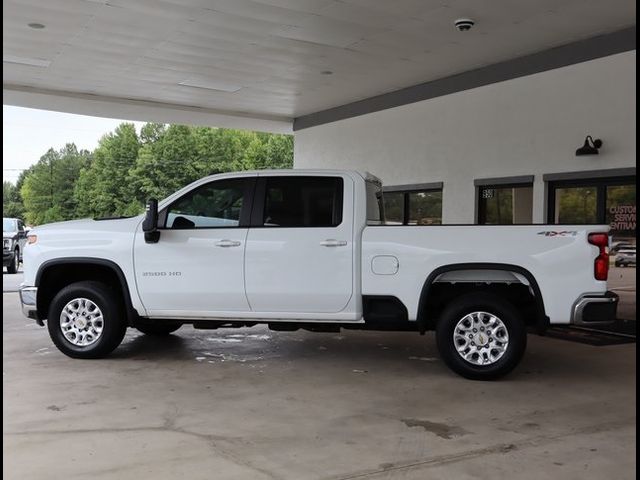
[436,292,527,380]
[7,248,19,274]
[47,281,127,359]
[135,322,181,336]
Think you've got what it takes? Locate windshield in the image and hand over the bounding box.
[3,218,16,232]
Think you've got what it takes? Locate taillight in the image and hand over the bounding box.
[588,233,609,281]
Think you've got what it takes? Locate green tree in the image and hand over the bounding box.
[3,181,25,219]
[20,144,90,225]
[128,124,200,202]
[19,122,293,223]
[73,123,140,217]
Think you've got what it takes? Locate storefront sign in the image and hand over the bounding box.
[609,205,636,231]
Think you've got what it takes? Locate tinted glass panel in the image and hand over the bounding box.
[166,179,246,229]
[554,186,598,224]
[409,191,442,225]
[383,192,404,225]
[262,177,343,227]
[479,186,533,225]
[607,185,636,236]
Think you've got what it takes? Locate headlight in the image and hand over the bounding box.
[3,239,10,250]
[27,235,38,245]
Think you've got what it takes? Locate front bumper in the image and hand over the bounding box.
[19,286,41,324]
[571,291,618,326]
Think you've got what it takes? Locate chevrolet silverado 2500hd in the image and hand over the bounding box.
[19,170,618,379]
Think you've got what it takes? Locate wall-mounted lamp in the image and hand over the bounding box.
[575,135,603,156]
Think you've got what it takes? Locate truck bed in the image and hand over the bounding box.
[361,224,608,323]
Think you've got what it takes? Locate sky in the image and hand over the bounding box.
[3,105,145,184]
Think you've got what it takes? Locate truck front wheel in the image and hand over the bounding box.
[47,281,127,359]
[436,293,527,380]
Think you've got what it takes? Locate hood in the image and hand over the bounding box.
[30,216,143,235]
[3,231,17,239]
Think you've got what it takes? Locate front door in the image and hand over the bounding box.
[134,177,254,316]
[245,175,354,314]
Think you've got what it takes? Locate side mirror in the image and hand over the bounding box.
[142,199,160,243]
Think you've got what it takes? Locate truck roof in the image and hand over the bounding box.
[196,169,378,183]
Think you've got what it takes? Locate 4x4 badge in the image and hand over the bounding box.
[537,231,578,237]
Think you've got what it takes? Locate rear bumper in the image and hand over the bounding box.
[571,291,618,326]
[19,286,40,324]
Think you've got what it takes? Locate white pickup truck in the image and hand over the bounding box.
[19,170,617,379]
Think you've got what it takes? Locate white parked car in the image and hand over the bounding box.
[3,217,27,274]
[19,170,618,379]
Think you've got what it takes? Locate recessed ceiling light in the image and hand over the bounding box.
[178,79,242,93]
[321,70,333,75]
[3,54,51,67]
[27,22,46,29]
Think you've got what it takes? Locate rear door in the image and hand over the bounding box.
[244,175,354,314]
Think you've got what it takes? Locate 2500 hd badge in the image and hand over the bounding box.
[142,271,182,277]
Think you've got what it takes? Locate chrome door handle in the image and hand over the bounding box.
[215,239,241,247]
[320,239,347,247]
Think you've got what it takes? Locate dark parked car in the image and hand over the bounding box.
[3,217,27,274]
[614,248,636,267]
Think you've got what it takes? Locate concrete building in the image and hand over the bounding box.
[294,49,636,226]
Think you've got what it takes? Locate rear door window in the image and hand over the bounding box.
[261,177,343,227]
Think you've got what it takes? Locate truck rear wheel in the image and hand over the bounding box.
[135,322,181,336]
[47,281,127,359]
[436,292,527,380]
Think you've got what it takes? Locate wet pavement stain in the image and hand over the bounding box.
[46,405,65,412]
[401,418,468,439]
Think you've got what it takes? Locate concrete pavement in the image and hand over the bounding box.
[2,292,636,480]
[2,270,23,293]
[608,266,637,321]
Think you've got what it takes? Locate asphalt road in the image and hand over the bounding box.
[2,291,637,480]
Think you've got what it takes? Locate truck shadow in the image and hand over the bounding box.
[106,326,635,385]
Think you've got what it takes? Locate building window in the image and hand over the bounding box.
[383,191,405,224]
[548,178,636,230]
[408,191,442,225]
[382,185,442,225]
[477,184,533,224]
[552,186,598,224]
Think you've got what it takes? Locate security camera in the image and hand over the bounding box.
[454,19,475,31]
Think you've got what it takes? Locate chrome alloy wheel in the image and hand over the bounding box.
[59,298,104,347]
[453,311,509,366]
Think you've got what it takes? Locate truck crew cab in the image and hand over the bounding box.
[19,170,617,379]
